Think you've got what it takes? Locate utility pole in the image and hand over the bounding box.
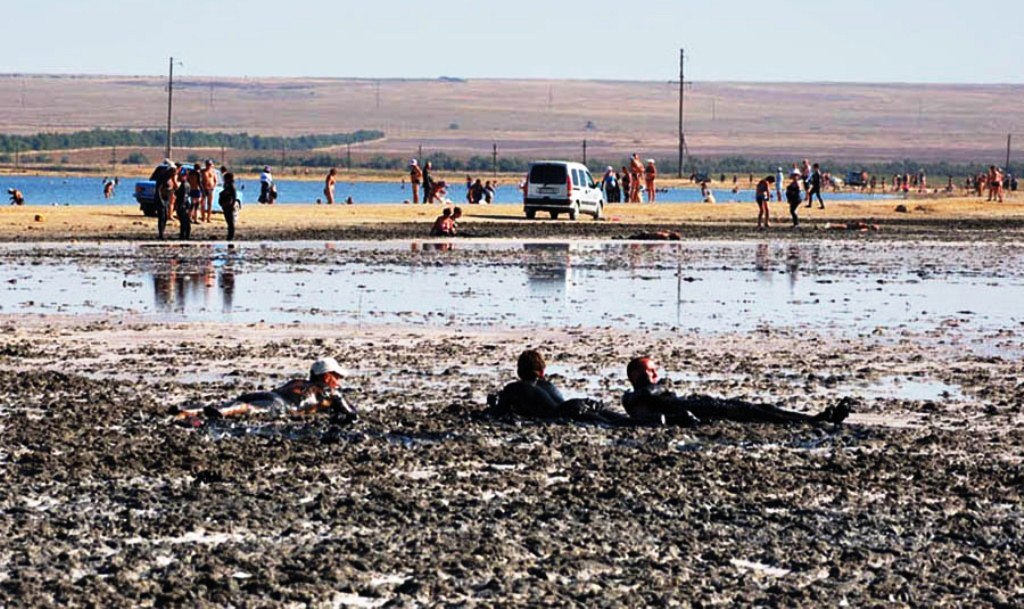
[165,56,175,160]
[582,139,587,166]
[220,145,226,168]
[111,145,117,172]
[1006,134,1012,173]
[492,143,498,177]
[677,48,686,178]
[346,142,351,170]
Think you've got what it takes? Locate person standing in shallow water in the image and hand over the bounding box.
[218,172,239,241]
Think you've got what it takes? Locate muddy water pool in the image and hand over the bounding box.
[0,240,1021,337]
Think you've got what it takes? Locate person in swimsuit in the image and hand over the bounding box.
[7,188,24,205]
[200,160,218,223]
[623,356,851,427]
[174,357,358,424]
[755,175,775,229]
[487,349,632,426]
[185,164,202,223]
[175,166,192,240]
[409,159,423,204]
[324,167,337,204]
[644,159,657,202]
[629,153,644,203]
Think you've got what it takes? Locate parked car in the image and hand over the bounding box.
[845,171,868,188]
[523,161,604,220]
[134,163,238,217]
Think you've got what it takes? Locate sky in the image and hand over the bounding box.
[4,0,1022,83]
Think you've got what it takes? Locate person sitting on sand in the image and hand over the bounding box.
[7,188,24,205]
[174,357,358,424]
[430,206,463,236]
[486,349,632,426]
[623,356,851,427]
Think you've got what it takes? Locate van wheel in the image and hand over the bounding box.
[568,204,579,220]
[525,209,536,219]
[550,211,559,219]
[594,203,603,220]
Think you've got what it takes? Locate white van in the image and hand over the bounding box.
[523,161,605,220]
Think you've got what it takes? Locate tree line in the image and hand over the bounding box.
[0,129,384,153]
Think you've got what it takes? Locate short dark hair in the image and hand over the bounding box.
[517,349,545,381]
[626,356,652,386]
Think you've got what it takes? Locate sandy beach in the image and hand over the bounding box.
[2,196,1024,242]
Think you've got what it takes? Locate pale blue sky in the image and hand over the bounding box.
[5,0,1021,82]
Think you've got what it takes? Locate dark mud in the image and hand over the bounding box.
[1,320,1023,606]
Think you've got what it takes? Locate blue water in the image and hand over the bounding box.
[1,175,894,206]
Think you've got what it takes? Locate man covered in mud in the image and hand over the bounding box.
[486,350,632,426]
[175,357,358,424]
[623,356,851,426]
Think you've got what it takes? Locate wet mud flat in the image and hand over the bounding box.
[1,316,1023,607]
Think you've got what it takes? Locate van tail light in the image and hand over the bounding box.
[523,174,528,203]
[566,175,573,198]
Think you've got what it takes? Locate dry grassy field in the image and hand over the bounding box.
[0,74,1021,166]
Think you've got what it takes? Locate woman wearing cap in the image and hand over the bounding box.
[258,166,274,204]
[184,357,358,423]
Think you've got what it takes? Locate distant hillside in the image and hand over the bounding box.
[0,74,1020,165]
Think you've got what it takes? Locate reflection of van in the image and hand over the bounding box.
[523,161,604,220]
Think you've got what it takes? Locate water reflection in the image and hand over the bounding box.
[524,243,571,298]
[152,245,239,314]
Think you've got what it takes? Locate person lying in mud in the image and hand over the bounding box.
[486,349,632,426]
[173,357,358,424]
[623,356,851,426]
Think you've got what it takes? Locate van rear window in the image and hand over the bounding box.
[529,164,567,184]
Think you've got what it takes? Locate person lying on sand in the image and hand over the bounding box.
[173,357,358,425]
[623,356,851,427]
[486,349,632,426]
[623,230,681,241]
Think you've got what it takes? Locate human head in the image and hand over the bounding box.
[223,172,234,184]
[812,163,820,170]
[647,159,655,166]
[517,349,546,381]
[441,207,452,217]
[626,356,658,389]
[766,175,776,184]
[452,206,463,219]
[205,159,213,167]
[310,357,345,387]
[410,159,418,166]
[263,166,271,172]
[329,167,337,175]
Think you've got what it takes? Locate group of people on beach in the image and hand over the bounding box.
[600,154,659,203]
[753,160,826,229]
[153,159,239,241]
[407,159,452,205]
[176,350,851,430]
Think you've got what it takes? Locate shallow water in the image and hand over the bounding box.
[0,241,1020,337]
[1,175,893,206]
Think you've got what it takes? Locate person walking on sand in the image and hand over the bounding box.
[200,160,218,222]
[218,172,240,241]
[623,356,851,427]
[409,159,423,204]
[324,167,337,204]
[756,175,775,229]
[786,170,803,227]
[805,163,825,209]
[644,159,658,202]
[175,165,192,240]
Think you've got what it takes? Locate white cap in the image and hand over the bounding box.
[410,159,418,166]
[310,357,345,378]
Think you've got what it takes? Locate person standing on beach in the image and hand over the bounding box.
[218,172,239,241]
[644,159,657,202]
[409,159,423,204]
[629,153,644,202]
[175,166,192,240]
[324,167,337,204]
[200,160,217,222]
[421,161,435,204]
[156,164,178,240]
[786,171,803,227]
[620,166,631,204]
[755,175,775,229]
[186,164,202,223]
[259,166,274,204]
[805,163,824,209]
[774,167,784,202]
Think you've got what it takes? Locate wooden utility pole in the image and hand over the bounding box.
[582,139,587,166]
[677,48,686,178]
[492,143,498,177]
[1006,134,1012,173]
[165,57,175,160]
